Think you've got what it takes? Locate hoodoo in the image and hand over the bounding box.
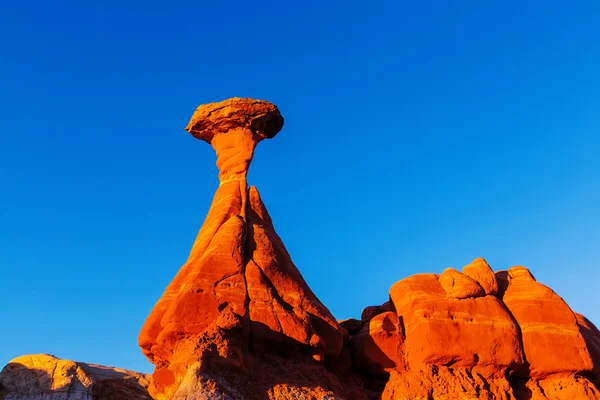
[138,98,347,399]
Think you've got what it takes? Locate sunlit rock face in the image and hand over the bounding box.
[367,262,600,400]
[138,98,348,400]
[135,98,600,399]
[0,354,151,400]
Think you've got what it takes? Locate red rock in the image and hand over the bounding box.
[497,266,593,379]
[0,354,150,400]
[349,311,401,376]
[462,257,498,296]
[139,98,343,399]
[384,367,515,400]
[512,375,600,400]
[388,272,524,397]
[439,267,486,299]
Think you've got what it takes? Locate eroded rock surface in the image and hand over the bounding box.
[138,98,346,400]
[0,354,150,400]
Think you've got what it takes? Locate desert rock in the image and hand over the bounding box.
[0,354,150,400]
[138,98,344,399]
[439,267,486,299]
[462,257,498,296]
[498,266,593,379]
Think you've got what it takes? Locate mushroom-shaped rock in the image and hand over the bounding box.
[139,98,344,400]
[439,267,486,299]
[462,257,498,296]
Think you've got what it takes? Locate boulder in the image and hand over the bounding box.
[462,257,498,296]
[439,267,486,299]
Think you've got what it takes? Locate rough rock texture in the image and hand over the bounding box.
[384,367,515,400]
[138,98,346,400]
[0,354,150,400]
[385,272,525,398]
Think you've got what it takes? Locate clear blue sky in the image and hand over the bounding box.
[1,1,599,373]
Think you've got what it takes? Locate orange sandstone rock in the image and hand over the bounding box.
[462,257,498,296]
[439,267,486,299]
[497,266,593,379]
[384,366,516,400]
[349,311,402,376]
[139,98,344,400]
[387,272,524,398]
[390,273,523,374]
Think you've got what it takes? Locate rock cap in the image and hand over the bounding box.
[185,97,284,143]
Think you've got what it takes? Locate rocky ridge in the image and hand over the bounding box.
[1,98,599,400]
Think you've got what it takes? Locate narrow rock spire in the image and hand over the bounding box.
[139,98,342,400]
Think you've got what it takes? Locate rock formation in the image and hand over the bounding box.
[0,354,150,400]
[2,98,599,400]
[138,98,353,400]
[136,98,600,400]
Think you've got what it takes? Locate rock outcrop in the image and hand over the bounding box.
[0,354,150,400]
[3,98,599,400]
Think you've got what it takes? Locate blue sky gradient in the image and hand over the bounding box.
[1,1,599,373]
